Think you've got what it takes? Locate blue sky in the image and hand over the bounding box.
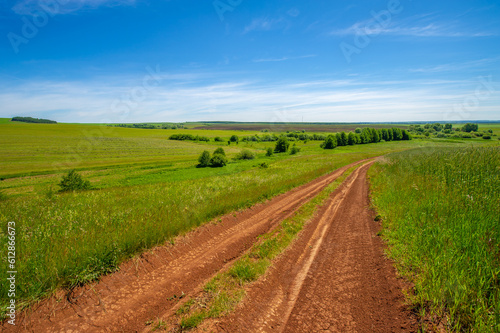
[0,0,499,123]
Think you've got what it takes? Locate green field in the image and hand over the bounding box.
[0,119,499,326]
[370,147,500,332]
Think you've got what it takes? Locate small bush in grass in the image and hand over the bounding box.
[230,135,239,143]
[214,136,224,142]
[213,147,226,156]
[198,151,211,167]
[235,149,255,160]
[290,146,300,155]
[59,170,92,192]
[259,162,269,168]
[210,154,227,167]
[265,147,273,156]
[483,135,491,140]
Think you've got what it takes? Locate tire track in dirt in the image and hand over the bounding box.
[213,161,417,333]
[4,160,371,333]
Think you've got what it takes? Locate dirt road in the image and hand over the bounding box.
[5,160,374,332]
[211,162,417,333]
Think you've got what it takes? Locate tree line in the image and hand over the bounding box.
[12,116,57,124]
[321,127,411,149]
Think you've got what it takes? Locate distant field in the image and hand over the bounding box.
[190,122,410,132]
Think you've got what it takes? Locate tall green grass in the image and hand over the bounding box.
[370,147,500,332]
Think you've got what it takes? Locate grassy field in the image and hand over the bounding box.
[370,147,500,332]
[0,119,499,321]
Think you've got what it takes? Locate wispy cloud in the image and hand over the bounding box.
[410,57,500,73]
[253,55,316,63]
[331,14,497,37]
[243,17,285,34]
[1,74,498,123]
[11,0,136,16]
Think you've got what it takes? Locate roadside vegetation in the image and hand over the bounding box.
[370,147,500,332]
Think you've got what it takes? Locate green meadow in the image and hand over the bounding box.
[0,119,499,325]
[370,147,500,332]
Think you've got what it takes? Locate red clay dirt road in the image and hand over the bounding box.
[4,159,369,333]
[203,162,417,333]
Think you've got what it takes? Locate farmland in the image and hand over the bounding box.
[0,119,499,331]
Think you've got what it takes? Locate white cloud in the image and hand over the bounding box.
[1,73,499,123]
[253,55,316,63]
[331,14,497,38]
[243,17,285,34]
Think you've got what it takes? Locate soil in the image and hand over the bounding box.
[204,162,418,333]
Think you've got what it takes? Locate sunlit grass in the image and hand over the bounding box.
[370,146,500,332]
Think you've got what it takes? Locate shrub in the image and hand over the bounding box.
[320,135,337,149]
[265,147,273,157]
[483,135,491,140]
[213,147,226,156]
[59,170,92,192]
[258,162,269,168]
[290,146,300,155]
[214,137,224,142]
[198,150,211,167]
[274,137,290,153]
[230,135,239,143]
[235,149,255,160]
[210,154,227,167]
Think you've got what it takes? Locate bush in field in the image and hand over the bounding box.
[461,123,478,132]
[59,170,92,192]
[274,137,290,153]
[290,146,300,155]
[214,147,226,156]
[230,135,239,143]
[483,135,491,140]
[265,147,273,156]
[210,153,227,167]
[214,137,224,142]
[320,135,337,149]
[198,151,211,167]
[235,149,255,160]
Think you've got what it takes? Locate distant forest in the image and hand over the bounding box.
[12,116,57,124]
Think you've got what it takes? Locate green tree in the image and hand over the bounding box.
[462,123,479,132]
[230,135,239,143]
[355,128,362,134]
[347,132,356,145]
[198,150,211,167]
[213,147,226,156]
[274,137,290,153]
[59,170,92,192]
[265,147,273,156]
[210,153,227,167]
[320,135,337,149]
